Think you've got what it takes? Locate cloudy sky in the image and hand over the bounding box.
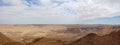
[0,0,120,24]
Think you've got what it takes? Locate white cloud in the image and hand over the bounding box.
[0,0,120,24]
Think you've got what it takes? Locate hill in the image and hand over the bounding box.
[69,30,120,45]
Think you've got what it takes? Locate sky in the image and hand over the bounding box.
[0,0,120,24]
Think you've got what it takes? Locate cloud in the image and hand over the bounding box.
[0,0,120,24]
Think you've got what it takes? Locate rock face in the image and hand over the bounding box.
[69,31,120,45]
[29,38,65,45]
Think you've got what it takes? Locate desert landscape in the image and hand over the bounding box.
[0,24,120,45]
[1,0,120,45]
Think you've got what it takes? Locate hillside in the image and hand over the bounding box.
[0,32,25,45]
[0,32,13,44]
[69,30,120,45]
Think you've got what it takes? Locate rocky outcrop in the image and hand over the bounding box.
[69,30,120,45]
